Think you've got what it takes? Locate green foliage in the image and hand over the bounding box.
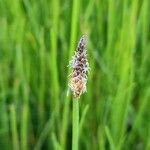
[0,0,150,149]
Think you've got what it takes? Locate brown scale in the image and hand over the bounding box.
[68,35,89,98]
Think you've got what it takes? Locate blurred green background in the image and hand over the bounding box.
[0,0,150,149]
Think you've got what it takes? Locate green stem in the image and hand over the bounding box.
[21,104,28,150]
[10,105,19,150]
[72,99,79,150]
[60,91,70,149]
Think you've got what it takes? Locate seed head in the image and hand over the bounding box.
[68,35,89,98]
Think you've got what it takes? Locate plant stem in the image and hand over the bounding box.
[10,105,19,150]
[72,99,79,150]
[60,90,70,149]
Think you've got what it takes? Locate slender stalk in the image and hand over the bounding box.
[9,105,19,150]
[72,99,79,150]
[69,0,80,59]
[60,91,70,149]
[50,0,60,124]
[21,104,28,150]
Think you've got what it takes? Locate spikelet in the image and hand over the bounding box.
[68,35,89,98]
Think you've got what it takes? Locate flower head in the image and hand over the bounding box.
[68,35,89,98]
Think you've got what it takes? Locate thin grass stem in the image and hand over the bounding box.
[72,99,79,150]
